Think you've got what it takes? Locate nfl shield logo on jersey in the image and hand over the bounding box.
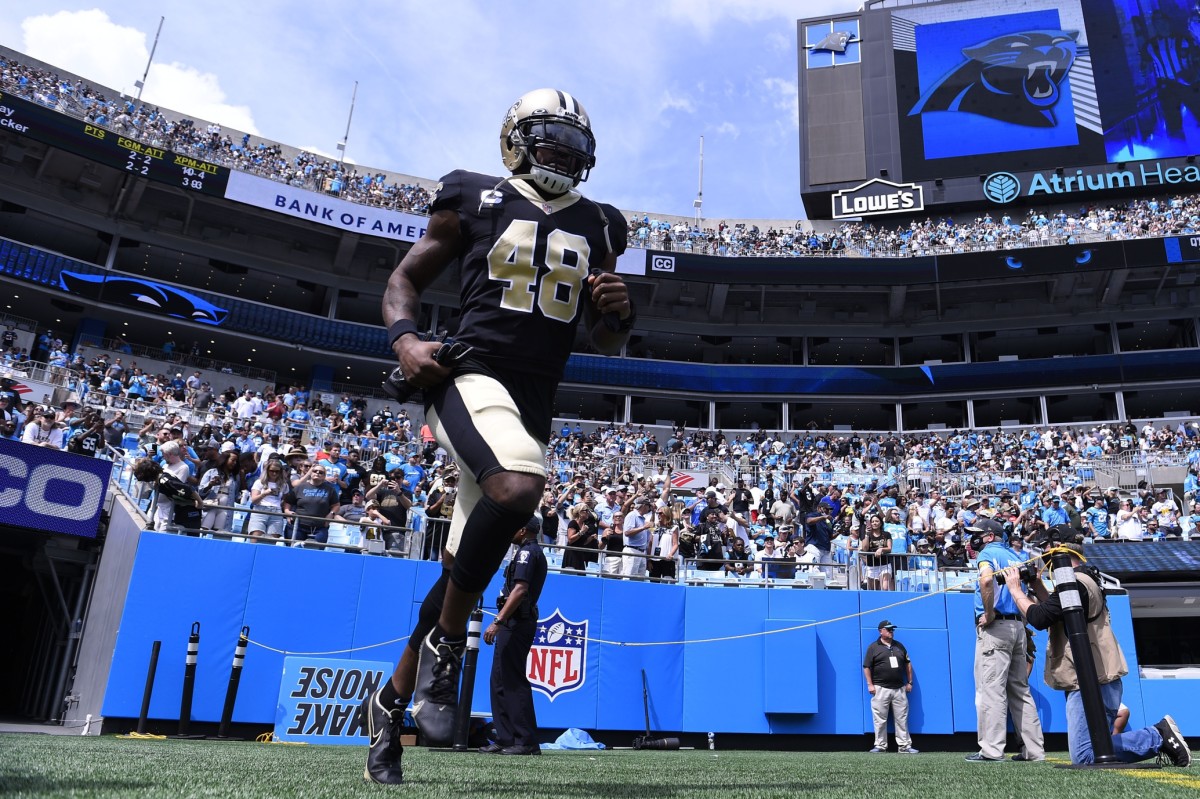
[527,609,588,701]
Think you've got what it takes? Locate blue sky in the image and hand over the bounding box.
[1,1,860,221]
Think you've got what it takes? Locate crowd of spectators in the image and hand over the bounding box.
[5,370,1199,577]
[531,421,1200,582]
[625,194,1200,259]
[10,49,1200,261]
[0,53,434,214]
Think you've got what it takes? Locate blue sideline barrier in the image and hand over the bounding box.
[101,533,1198,737]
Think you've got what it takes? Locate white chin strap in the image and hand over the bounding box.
[528,163,576,196]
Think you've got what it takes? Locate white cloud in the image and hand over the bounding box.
[763,76,799,129]
[714,121,740,138]
[659,90,696,114]
[18,9,258,133]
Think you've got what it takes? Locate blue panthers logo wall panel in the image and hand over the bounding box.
[59,271,229,326]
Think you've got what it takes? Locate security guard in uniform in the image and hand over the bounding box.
[481,515,547,755]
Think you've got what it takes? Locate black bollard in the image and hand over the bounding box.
[135,640,162,735]
[215,626,249,739]
[451,605,484,751]
[1049,550,1119,767]
[175,621,202,738]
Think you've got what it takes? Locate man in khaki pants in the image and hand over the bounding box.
[967,519,1044,762]
[862,620,918,754]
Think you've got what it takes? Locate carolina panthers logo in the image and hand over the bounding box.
[58,271,229,325]
[909,31,1077,128]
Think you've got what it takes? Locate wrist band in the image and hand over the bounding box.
[387,320,420,347]
[616,304,637,332]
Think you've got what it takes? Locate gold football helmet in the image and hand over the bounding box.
[500,88,596,195]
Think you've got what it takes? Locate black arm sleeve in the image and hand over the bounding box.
[1023,590,1063,631]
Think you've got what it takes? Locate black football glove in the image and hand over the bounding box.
[382,331,474,403]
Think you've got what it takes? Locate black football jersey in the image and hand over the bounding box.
[430,170,627,380]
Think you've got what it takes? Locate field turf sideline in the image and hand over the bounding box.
[1,735,1198,798]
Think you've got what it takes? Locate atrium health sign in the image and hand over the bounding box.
[831,178,924,219]
[274,657,389,744]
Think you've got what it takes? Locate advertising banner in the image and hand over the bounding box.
[273,656,391,744]
[224,171,429,243]
[0,436,111,538]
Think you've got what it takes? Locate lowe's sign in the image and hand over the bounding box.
[831,178,924,219]
[982,162,1200,204]
[0,437,112,538]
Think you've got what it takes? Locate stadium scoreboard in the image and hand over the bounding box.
[0,91,230,197]
[798,0,1200,219]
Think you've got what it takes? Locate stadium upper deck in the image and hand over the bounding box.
[0,46,1198,432]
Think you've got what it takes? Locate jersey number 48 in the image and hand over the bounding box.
[487,219,591,323]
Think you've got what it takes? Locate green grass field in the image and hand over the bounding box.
[1,735,1197,798]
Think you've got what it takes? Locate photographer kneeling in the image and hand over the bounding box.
[1005,531,1191,767]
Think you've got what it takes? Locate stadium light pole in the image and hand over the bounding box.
[134,16,165,107]
[693,135,704,228]
[336,81,358,170]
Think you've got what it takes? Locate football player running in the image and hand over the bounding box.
[360,89,633,784]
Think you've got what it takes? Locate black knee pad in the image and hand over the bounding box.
[407,569,450,654]
[449,493,532,594]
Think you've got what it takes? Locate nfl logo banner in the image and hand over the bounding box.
[528,609,588,701]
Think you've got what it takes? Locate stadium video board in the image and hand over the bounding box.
[799,0,1200,216]
[892,0,1102,182]
[894,0,1200,180]
[0,91,230,197]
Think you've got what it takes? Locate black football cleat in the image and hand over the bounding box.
[478,742,504,754]
[360,689,405,784]
[410,629,465,746]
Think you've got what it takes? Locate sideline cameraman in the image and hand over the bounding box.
[1005,537,1192,767]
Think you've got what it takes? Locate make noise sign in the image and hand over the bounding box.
[274,657,391,744]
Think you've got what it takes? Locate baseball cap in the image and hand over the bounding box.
[523,514,542,533]
[219,441,236,453]
[878,620,897,630]
[970,518,1006,537]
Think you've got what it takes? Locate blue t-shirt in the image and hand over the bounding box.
[1041,505,1069,526]
[1084,506,1109,538]
[974,542,1023,616]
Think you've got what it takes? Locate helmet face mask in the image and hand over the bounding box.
[501,89,596,195]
